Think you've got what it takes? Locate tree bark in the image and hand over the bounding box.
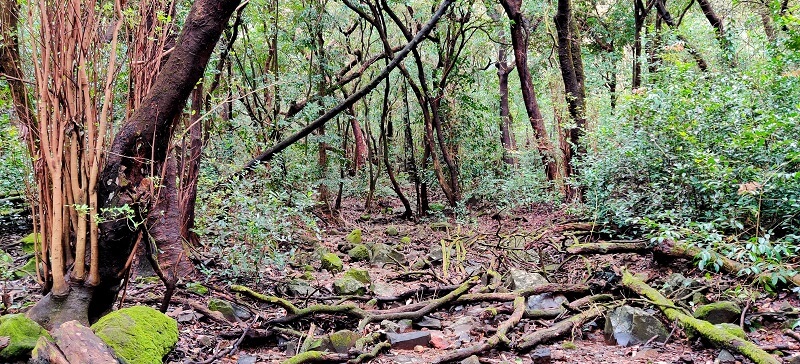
[500,0,558,182]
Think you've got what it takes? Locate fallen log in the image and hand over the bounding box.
[621,270,780,364]
[566,241,647,254]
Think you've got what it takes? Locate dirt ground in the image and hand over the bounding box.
[2,199,799,364]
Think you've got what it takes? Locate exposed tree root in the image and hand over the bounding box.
[566,241,648,254]
[516,305,606,351]
[621,270,781,364]
[281,351,349,364]
[434,296,526,363]
[566,293,614,311]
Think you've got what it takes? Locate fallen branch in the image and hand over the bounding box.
[231,284,368,324]
[351,341,391,364]
[621,269,780,364]
[435,296,526,363]
[566,242,648,254]
[565,294,614,311]
[516,305,606,351]
[281,351,349,364]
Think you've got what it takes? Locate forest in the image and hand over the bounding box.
[0,0,799,362]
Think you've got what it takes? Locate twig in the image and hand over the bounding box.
[193,314,259,364]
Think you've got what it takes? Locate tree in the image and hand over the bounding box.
[0,0,241,329]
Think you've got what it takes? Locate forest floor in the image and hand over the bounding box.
[2,198,800,364]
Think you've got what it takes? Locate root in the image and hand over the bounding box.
[566,241,647,254]
[516,305,606,351]
[281,351,349,364]
[622,269,780,364]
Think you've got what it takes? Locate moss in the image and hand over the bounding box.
[185,282,209,296]
[321,253,343,272]
[333,276,367,295]
[282,351,325,364]
[207,299,237,321]
[347,244,370,261]
[0,314,51,360]
[343,268,370,284]
[345,229,362,244]
[385,226,399,236]
[324,330,360,353]
[562,341,578,350]
[716,323,747,340]
[400,236,412,245]
[693,301,741,324]
[91,306,178,364]
[19,233,40,254]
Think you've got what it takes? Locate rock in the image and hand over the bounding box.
[509,268,548,290]
[426,246,456,264]
[347,244,370,261]
[429,331,450,349]
[693,302,741,324]
[604,305,669,347]
[237,354,257,364]
[716,349,735,363]
[333,270,370,295]
[346,229,363,244]
[461,355,481,364]
[371,243,406,265]
[19,233,40,254]
[386,226,400,236]
[0,314,51,360]
[197,335,213,347]
[400,236,412,245]
[320,330,361,354]
[715,323,746,340]
[208,298,239,322]
[37,321,119,363]
[527,293,568,311]
[287,279,316,296]
[321,253,344,273]
[386,331,431,350]
[381,320,401,333]
[449,316,477,343]
[185,283,209,296]
[13,258,37,278]
[415,316,442,330]
[787,354,800,364]
[398,319,414,333]
[371,282,396,297]
[0,336,7,350]
[429,221,452,231]
[91,306,178,364]
[531,347,552,363]
[344,268,371,283]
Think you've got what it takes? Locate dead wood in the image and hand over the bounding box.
[622,270,780,364]
[281,351,350,364]
[435,296,526,363]
[516,305,606,351]
[566,241,648,254]
[566,294,615,311]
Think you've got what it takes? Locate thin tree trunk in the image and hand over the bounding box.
[501,0,558,182]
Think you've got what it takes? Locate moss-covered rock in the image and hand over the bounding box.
[207,298,238,322]
[347,244,370,261]
[715,323,747,340]
[400,236,412,245]
[343,268,371,284]
[0,314,51,360]
[333,277,367,295]
[693,301,741,324]
[321,253,344,273]
[429,221,452,231]
[345,229,362,244]
[321,330,361,353]
[91,306,178,364]
[19,233,40,254]
[385,226,399,236]
[185,282,208,296]
[13,258,37,278]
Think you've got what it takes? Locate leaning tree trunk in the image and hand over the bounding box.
[26,0,241,330]
[500,0,559,182]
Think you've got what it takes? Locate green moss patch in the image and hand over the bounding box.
[0,314,51,360]
[19,233,40,254]
[346,229,362,244]
[347,244,370,261]
[321,253,344,272]
[91,306,178,364]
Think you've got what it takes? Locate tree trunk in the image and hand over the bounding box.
[500,0,558,182]
[696,0,735,65]
[495,20,517,165]
[27,0,241,329]
[633,0,646,89]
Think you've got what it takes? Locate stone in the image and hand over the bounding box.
[509,268,548,290]
[185,282,209,296]
[334,277,367,295]
[426,246,455,264]
[715,323,746,340]
[346,229,363,244]
[287,279,316,296]
[429,221,452,231]
[787,354,800,364]
[429,331,450,349]
[527,293,568,311]
[321,253,344,273]
[386,331,431,350]
[0,314,51,360]
[415,316,442,330]
[693,302,741,324]
[197,335,213,347]
[531,347,552,363]
[716,349,735,363]
[398,319,414,333]
[237,354,257,364]
[449,316,477,343]
[371,243,406,265]
[91,306,178,364]
[386,226,400,236]
[371,282,396,297]
[381,320,401,333]
[321,330,361,354]
[461,355,481,364]
[42,321,119,363]
[604,305,669,347]
[208,298,239,322]
[344,268,371,284]
[347,244,371,261]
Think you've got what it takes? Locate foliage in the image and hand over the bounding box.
[0,84,29,196]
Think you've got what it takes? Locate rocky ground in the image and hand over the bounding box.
[2,200,800,364]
